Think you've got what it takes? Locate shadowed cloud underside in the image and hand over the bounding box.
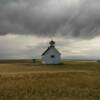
[0,0,100,39]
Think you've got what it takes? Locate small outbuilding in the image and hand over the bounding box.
[41,40,61,64]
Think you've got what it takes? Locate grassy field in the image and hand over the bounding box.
[0,60,100,100]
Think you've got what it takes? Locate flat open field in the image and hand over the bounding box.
[0,60,100,100]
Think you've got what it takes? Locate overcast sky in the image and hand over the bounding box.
[0,0,100,59]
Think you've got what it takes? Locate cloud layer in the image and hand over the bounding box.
[0,0,100,39]
[0,34,100,59]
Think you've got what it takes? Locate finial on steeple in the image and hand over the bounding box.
[49,40,55,47]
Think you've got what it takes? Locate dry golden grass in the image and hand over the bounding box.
[0,60,100,100]
[0,72,100,100]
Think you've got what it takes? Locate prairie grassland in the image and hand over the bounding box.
[0,60,100,100]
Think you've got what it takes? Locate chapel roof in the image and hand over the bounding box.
[41,46,61,56]
[42,40,61,56]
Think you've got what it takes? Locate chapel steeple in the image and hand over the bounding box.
[49,40,55,47]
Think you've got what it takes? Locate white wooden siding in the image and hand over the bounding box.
[42,47,61,64]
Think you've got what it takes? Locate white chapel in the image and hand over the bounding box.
[41,40,61,64]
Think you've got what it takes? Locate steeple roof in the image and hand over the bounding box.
[41,41,61,56]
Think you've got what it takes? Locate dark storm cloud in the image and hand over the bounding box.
[0,0,100,38]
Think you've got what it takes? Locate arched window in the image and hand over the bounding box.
[51,55,55,58]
